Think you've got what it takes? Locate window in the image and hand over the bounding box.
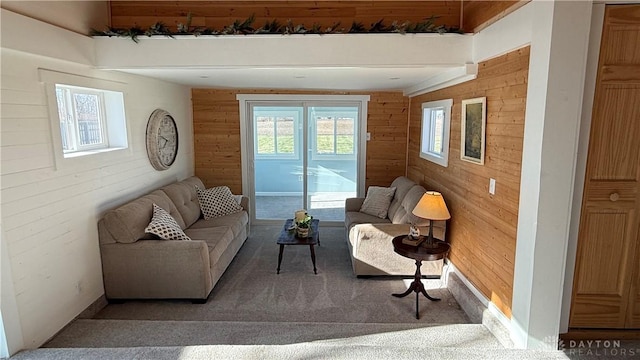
[253,108,300,159]
[420,99,453,167]
[53,84,127,158]
[310,108,357,158]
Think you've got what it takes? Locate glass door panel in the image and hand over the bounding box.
[307,106,358,221]
[253,106,304,220]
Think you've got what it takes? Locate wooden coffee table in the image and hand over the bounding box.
[391,235,450,319]
[277,218,320,274]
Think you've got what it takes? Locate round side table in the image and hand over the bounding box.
[391,235,451,319]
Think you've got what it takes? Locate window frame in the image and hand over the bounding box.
[252,108,301,160]
[40,69,131,169]
[420,99,453,167]
[56,85,110,153]
[310,109,357,160]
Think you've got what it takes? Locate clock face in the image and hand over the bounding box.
[157,116,177,166]
[146,109,179,171]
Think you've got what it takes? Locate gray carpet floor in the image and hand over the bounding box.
[11,225,572,359]
[88,225,468,325]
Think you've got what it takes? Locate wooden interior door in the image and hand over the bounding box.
[570,4,640,329]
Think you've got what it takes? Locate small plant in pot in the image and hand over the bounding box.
[295,213,313,238]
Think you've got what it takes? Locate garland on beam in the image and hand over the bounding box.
[91,14,462,43]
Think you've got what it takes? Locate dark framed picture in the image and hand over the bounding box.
[460,97,486,165]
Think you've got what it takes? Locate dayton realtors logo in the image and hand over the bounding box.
[553,338,638,357]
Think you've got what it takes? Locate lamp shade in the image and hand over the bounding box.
[412,191,451,220]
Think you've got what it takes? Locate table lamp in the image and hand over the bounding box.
[411,191,451,247]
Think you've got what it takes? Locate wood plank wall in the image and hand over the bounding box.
[407,47,530,317]
[110,1,461,31]
[192,89,408,194]
[462,0,530,32]
[108,1,530,35]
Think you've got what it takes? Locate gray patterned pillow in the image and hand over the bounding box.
[145,204,191,241]
[196,186,243,219]
[360,186,397,219]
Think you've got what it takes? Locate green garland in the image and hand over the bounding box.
[91,14,462,43]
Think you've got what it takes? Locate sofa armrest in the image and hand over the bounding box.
[100,240,212,299]
[239,195,250,215]
[345,197,365,212]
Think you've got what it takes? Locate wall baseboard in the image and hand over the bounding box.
[77,295,108,319]
[443,263,515,348]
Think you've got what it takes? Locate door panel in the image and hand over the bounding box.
[570,4,640,330]
[306,106,358,221]
[249,102,362,222]
[575,211,632,295]
[252,105,304,220]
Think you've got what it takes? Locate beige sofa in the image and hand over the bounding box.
[345,176,446,276]
[97,176,249,302]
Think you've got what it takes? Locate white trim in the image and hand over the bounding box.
[445,262,512,332]
[94,33,473,70]
[237,94,369,222]
[512,0,592,350]
[404,65,478,97]
[237,94,370,102]
[561,2,606,334]
[472,2,533,63]
[255,192,302,197]
[1,9,95,66]
[39,69,131,170]
[419,99,452,167]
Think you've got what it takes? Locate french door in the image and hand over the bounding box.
[238,95,369,225]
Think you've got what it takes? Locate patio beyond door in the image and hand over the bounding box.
[250,102,363,223]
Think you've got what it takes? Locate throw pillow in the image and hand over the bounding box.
[360,186,397,219]
[196,186,243,220]
[145,203,191,241]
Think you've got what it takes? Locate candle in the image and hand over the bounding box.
[295,210,307,222]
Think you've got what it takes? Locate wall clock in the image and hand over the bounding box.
[146,109,178,171]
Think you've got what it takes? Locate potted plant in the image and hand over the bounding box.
[295,212,313,238]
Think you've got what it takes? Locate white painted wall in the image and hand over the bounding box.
[511,0,592,349]
[560,3,606,333]
[0,10,193,354]
[0,1,109,35]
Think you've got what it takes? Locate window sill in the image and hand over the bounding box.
[63,147,127,159]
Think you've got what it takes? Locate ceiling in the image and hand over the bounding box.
[94,34,475,95]
[121,66,450,92]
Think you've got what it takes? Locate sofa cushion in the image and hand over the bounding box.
[189,211,249,239]
[145,204,192,241]
[184,226,234,267]
[196,186,243,219]
[161,181,202,228]
[345,211,391,231]
[387,177,419,220]
[100,190,185,244]
[360,186,396,219]
[399,185,431,226]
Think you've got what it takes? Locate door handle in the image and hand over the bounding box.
[609,192,620,202]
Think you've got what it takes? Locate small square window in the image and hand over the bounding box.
[54,84,128,158]
[420,99,453,167]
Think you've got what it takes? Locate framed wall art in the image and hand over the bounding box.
[460,97,486,165]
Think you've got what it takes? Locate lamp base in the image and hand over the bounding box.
[402,235,424,246]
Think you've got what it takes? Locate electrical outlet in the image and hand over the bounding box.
[489,178,496,195]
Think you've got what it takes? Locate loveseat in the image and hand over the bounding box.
[344,176,446,276]
[97,176,249,302]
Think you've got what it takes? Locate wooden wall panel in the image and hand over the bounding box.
[407,46,530,317]
[192,89,408,193]
[110,1,461,31]
[462,0,529,32]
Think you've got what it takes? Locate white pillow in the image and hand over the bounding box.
[145,204,191,241]
[196,186,243,220]
[360,186,396,219]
